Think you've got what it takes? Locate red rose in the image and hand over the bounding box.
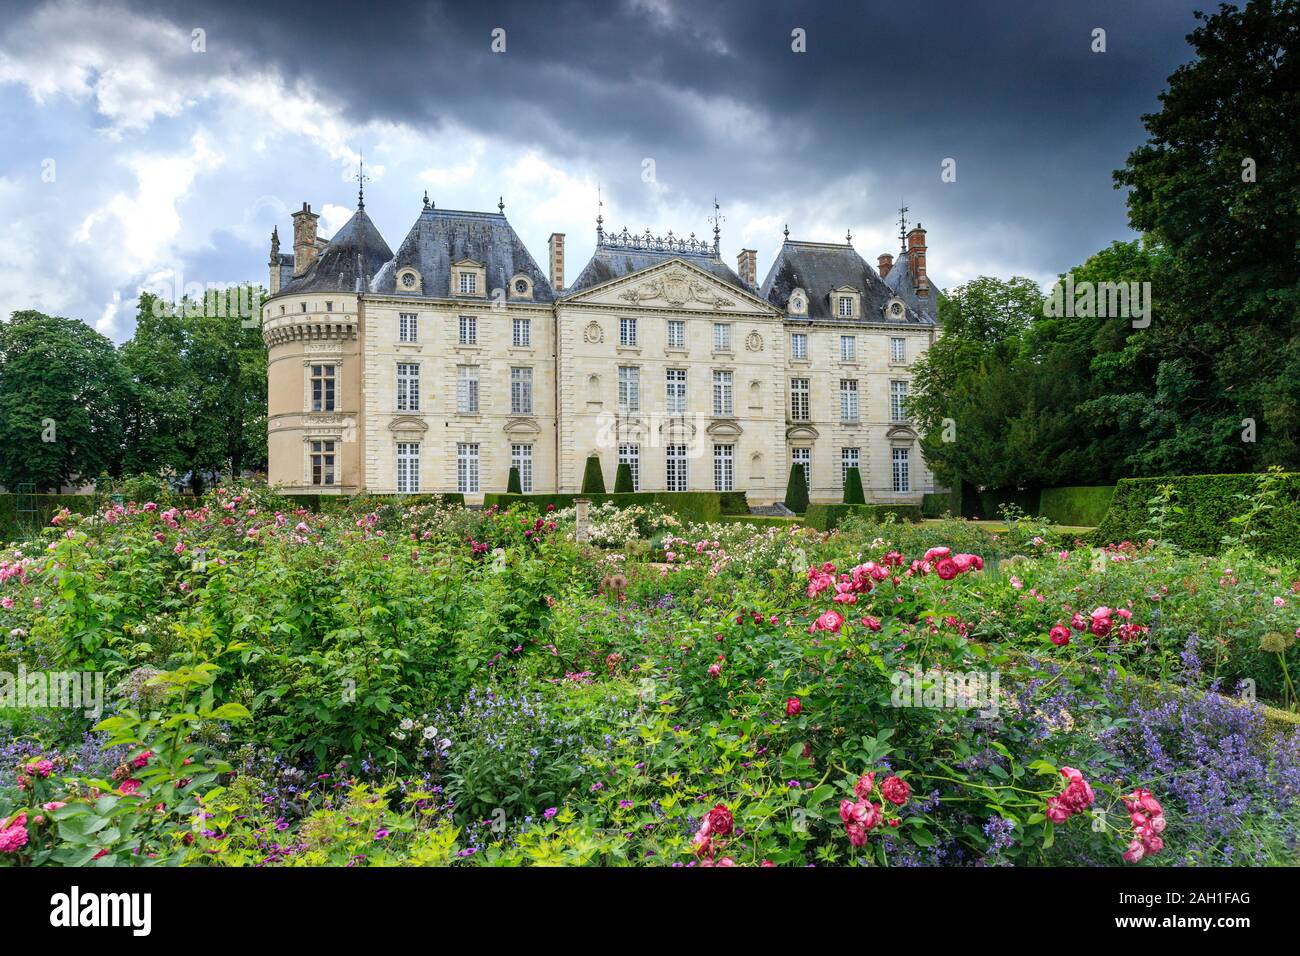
[1049,624,1071,646]
[880,775,911,806]
[785,697,802,717]
[935,558,958,580]
[706,804,734,837]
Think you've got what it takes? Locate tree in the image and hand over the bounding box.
[507,465,522,494]
[614,462,634,493]
[784,462,808,514]
[0,311,128,491]
[581,455,606,494]
[843,466,865,504]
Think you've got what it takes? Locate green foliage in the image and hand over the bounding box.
[483,491,748,522]
[804,503,922,531]
[0,493,96,542]
[784,463,809,514]
[1036,486,1114,527]
[581,456,606,494]
[507,466,522,495]
[842,466,865,505]
[613,462,634,494]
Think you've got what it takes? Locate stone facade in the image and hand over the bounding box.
[262,196,942,505]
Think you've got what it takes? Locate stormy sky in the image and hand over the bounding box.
[0,0,1210,339]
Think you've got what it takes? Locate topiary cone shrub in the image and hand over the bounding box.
[614,462,635,493]
[785,463,809,514]
[843,466,865,505]
[581,455,606,494]
[507,466,522,494]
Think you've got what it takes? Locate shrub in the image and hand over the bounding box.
[483,491,747,523]
[507,466,522,494]
[0,493,96,542]
[921,492,950,518]
[613,463,634,493]
[581,456,606,494]
[1038,485,1114,527]
[842,467,865,505]
[784,464,809,514]
[804,503,922,530]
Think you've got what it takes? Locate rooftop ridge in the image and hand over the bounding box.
[597,225,719,258]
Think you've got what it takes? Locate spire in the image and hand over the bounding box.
[355,152,371,210]
[897,200,910,253]
[708,196,724,256]
[596,182,604,245]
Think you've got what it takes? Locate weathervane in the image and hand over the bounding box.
[708,196,725,254]
[355,153,371,210]
[897,200,910,252]
[596,182,604,243]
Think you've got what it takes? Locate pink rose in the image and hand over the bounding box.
[785,697,802,717]
[880,776,910,806]
[1049,624,1071,647]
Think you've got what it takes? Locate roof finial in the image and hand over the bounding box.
[498,196,505,214]
[354,152,371,210]
[846,228,852,245]
[422,190,430,210]
[783,223,789,240]
[897,199,910,253]
[708,196,724,255]
[596,182,604,244]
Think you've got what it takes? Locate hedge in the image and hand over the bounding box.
[964,487,1041,520]
[921,492,952,518]
[482,491,749,522]
[1038,485,1114,528]
[1093,473,1300,556]
[285,492,466,512]
[713,514,802,527]
[804,503,923,531]
[842,467,865,505]
[784,463,809,514]
[581,456,606,494]
[0,494,97,541]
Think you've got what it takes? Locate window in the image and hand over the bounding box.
[666,368,687,415]
[310,364,336,412]
[840,335,856,362]
[840,379,859,422]
[310,440,336,486]
[841,447,860,486]
[620,317,638,347]
[619,443,641,491]
[457,443,480,494]
[892,447,910,494]
[891,380,910,423]
[399,312,418,343]
[325,301,334,312]
[510,367,533,414]
[790,378,810,421]
[792,447,810,491]
[458,315,477,345]
[511,443,534,493]
[791,332,807,361]
[458,272,477,295]
[667,320,685,349]
[396,442,420,494]
[512,317,531,348]
[457,365,479,414]
[890,337,906,364]
[712,370,733,416]
[713,444,734,491]
[666,444,688,492]
[713,323,732,352]
[618,366,640,412]
[397,363,420,412]
[838,296,854,318]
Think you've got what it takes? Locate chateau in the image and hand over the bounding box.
[262,189,941,505]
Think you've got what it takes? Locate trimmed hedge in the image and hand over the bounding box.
[614,463,635,494]
[965,487,1041,520]
[804,503,923,531]
[842,467,865,505]
[921,492,953,518]
[581,456,606,494]
[1038,485,1114,527]
[1093,473,1300,556]
[784,463,809,514]
[507,466,522,495]
[713,514,802,527]
[0,493,97,541]
[285,492,466,513]
[482,491,749,522]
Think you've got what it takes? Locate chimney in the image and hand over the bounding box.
[268,227,282,295]
[877,253,893,280]
[736,249,757,288]
[906,224,928,298]
[291,202,321,277]
[548,232,565,291]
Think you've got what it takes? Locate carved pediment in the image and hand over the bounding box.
[658,418,698,442]
[504,417,541,435]
[388,416,428,435]
[617,270,736,310]
[706,419,743,439]
[886,424,918,441]
[786,424,820,441]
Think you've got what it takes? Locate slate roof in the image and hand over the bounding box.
[563,242,749,297]
[371,206,554,302]
[884,249,941,323]
[758,240,935,326]
[279,207,393,295]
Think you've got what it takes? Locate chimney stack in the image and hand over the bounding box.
[877,253,893,280]
[906,224,928,298]
[291,203,321,277]
[548,232,565,291]
[736,249,757,288]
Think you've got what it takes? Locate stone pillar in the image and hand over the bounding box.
[574,497,591,542]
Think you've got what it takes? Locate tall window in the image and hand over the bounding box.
[712,370,733,416]
[459,273,477,295]
[841,447,860,486]
[511,443,534,493]
[840,335,856,362]
[791,332,808,361]
[792,447,810,490]
[399,312,418,343]
[891,380,910,422]
[620,317,638,347]
[397,363,420,412]
[510,367,533,414]
[618,366,640,412]
[618,443,641,491]
[890,337,906,364]
[667,319,686,349]
[666,444,688,492]
[458,315,477,345]
[396,442,420,493]
[790,377,810,421]
[713,322,731,352]
[310,440,335,486]
[512,317,531,347]
[310,364,336,412]
[840,379,859,422]
[892,447,910,494]
[713,444,734,491]
[457,365,479,414]
[457,443,480,494]
[838,295,854,318]
[666,368,687,415]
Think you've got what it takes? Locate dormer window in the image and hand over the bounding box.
[788,288,808,316]
[510,274,533,299]
[453,259,485,297]
[397,267,421,292]
[459,273,477,294]
[838,295,853,318]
